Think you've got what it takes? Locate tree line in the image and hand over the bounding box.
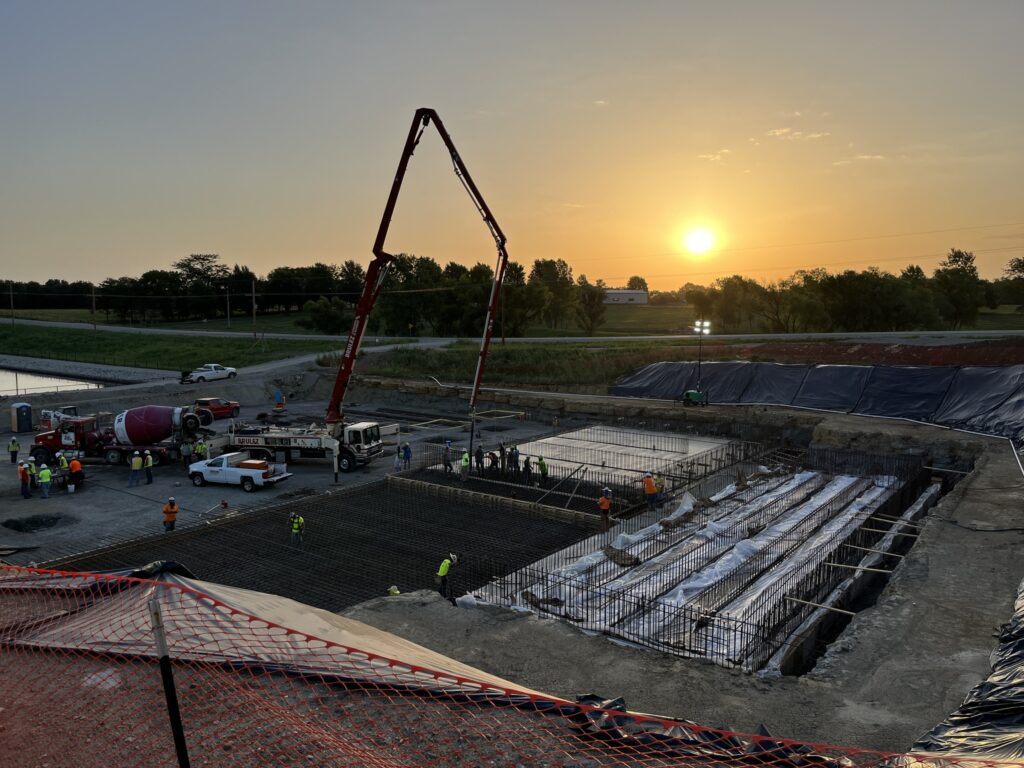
[7,249,1023,335]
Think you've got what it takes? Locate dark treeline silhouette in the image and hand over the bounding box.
[5,249,1023,335]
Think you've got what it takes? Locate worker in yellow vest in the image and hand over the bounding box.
[129,451,143,487]
[436,553,458,601]
[143,450,154,485]
[27,457,39,489]
[8,436,19,464]
[56,451,70,471]
[289,512,305,548]
[39,463,52,499]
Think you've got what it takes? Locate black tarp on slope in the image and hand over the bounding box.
[739,364,812,405]
[792,365,873,411]
[914,578,1024,760]
[697,362,758,403]
[611,361,1024,440]
[931,367,1024,429]
[852,365,958,421]
[609,361,695,400]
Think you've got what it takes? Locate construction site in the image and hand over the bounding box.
[3,108,1024,768]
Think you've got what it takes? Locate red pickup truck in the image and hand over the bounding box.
[194,397,241,420]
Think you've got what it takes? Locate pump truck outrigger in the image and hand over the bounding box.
[325,108,510,457]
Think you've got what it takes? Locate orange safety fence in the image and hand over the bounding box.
[0,565,1010,768]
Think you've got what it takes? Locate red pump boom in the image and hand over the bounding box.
[325,108,510,431]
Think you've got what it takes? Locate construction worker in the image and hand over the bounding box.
[180,440,193,470]
[486,449,499,474]
[537,456,549,487]
[194,439,208,461]
[129,451,143,487]
[436,553,458,600]
[642,472,658,511]
[144,450,154,485]
[474,444,485,475]
[498,442,507,476]
[8,436,19,464]
[27,457,39,489]
[18,462,31,499]
[69,457,84,490]
[459,449,470,482]
[654,472,666,505]
[38,464,52,499]
[598,487,612,532]
[56,451,69,472]
[402,442,412,470]
[522,456,533,486]
[442,441,453,475]
[162,497,179,531]
[509,446,520,479]
[289,512,305,547]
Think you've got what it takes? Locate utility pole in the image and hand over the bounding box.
[225,287,231,329]
[91,284,97,331]
[9,282,14,326]
[251,279,256,338]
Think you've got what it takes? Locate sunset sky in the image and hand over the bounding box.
[2,1,1023,289]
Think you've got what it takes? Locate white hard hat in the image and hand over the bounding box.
[56,451,62,456]
[134,451,140,455]
[169,496,175,502]
[40,464,47,469]
[145,450,151,454]
[28,457,35,462]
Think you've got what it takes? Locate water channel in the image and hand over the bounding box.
[0,368,101,398]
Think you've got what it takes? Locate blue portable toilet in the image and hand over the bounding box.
[10,402,32,433]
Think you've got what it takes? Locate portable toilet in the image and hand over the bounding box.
[10,402,32,433]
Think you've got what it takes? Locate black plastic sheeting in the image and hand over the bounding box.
[914,578,1024,760]
[609,361,1024,440]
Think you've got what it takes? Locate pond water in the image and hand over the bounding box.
[0,369,101,397]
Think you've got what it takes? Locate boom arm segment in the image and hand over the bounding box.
[325,108,510,426]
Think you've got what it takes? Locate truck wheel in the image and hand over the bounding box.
[190,473,205,487]
[31,448,52,465]
[241,477,256,492]
[228,372,237,379]
[182,412,201,434]
[251,449,273,461]
[195,376,206,383]
[338,453,355,473]
[105,449,123,465]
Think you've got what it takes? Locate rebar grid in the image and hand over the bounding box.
[48,480,594,613]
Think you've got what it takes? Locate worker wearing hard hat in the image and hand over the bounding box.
[143,450,154,485]
[162,497,179,531]
[598,487,612,531]
[18,462,31,499]
[39,464,52,499]
[8,436,19,464]
[129,451,143,487]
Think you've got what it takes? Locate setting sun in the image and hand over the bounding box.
[684,228,715,255]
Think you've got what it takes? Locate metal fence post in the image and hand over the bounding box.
[148,597,192,768]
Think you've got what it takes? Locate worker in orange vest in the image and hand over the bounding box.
[598,487,612,532]
[69,457,85,490]
[18,462,31,499]
[642,472,658,511]
[162,497,179,532]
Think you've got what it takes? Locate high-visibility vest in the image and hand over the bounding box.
[69,459,82,473]
[130,456,143,470]
[655,476,665,492]
[290,516,304,533]
[437,558,452,578]
[28,463,38,477]
[18,467,29,482]
[460,453,470,466]
[144,455,153,468]
[39,468,52,483]
[598,496,611,512]
[8,439,18,451]
[58,456,69,470]
[163,504,179,521]
[196,442,207,456]
[642,476,657,494]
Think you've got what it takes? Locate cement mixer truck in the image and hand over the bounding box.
[30,405,208,466]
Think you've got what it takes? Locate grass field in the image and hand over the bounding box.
[12,303,1024,337]
[0,325,341,371]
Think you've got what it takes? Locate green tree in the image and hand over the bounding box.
[626,275,649,292]
[574,275,607,335]
[298,296,350,335]
[529,259,575,328]
[498,261,549,337]
[932,249,984,328]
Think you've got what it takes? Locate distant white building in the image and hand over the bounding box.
[603,289,649,305]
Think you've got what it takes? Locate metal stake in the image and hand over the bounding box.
[148,597,191,768]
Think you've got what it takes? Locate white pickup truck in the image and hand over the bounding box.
[189,452,292,492]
